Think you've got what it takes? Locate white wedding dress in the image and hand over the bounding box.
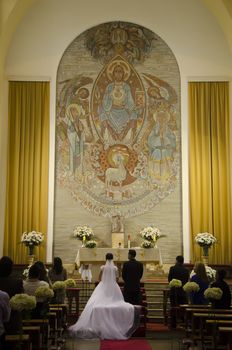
[69,260,141,339]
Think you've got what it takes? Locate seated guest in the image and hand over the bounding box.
[23,264,49,299]
[0,256,23,334]
[211,269,231,309]
[48,257,67,304]
[0,290,11,350]
[190,262,209,304]
[33,261,52,286]
[0,256,24,297]
[48,257,67,283]
[168,255,189,328]
[24,264,50,318]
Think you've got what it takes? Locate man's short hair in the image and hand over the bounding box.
[0,256,13,277]
[129,249,136,258]
[176,255,184,264]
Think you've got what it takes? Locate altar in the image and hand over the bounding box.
[75,247,161,267]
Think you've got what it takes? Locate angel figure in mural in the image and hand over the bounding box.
[99,61,143,145]
[147,110,176,178]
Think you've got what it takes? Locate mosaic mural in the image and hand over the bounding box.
[56,21,180,230]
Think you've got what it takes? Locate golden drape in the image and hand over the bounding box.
[4,81,50,263]
[189,82,231,264]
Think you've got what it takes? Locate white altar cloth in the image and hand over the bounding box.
[75,247,162,267]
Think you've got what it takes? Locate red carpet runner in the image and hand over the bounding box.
[100,339,152,350]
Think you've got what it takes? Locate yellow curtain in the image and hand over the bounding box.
[189,82,231,264]
[4,81,50,263]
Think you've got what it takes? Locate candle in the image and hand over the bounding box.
[128,235,131,249]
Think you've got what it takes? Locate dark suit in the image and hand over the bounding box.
[168,263,189,305]
[168,263,189,328]
[0,276,24,334]
[211,280,231,309]
[122,258,143,305]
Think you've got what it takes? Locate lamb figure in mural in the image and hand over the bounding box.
[105,153,127,194]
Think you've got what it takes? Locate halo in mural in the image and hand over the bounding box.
[56,21,180,219]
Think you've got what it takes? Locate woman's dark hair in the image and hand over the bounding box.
[194,262,209,283]
[53,257,63,274]
[33,261,49,282]
[106,253,113,260]
[29,264,40,279]
[0,256,13,277]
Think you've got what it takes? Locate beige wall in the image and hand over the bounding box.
[1,0,232,263]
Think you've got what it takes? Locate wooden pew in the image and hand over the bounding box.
[22,326,41,350]
[5,334,32,350]
[22,319,49,348]
[192,312,232,348]
[218,327,232,350]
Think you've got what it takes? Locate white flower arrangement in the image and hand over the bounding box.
[85,240,97,248]
[205,266,217,280]
[183,282,200,293]
[140,226,161,242]
[169,279,182,288]
[204,287,223,300]
[73,225,94,241]
[52,281,66,290]
[21,231,44,246]
[141,240,154,249]
[64,278,77,288]
[195,232,217,247]
[190,266,216,281]
[10,293,36,311]
[35,286,54,299]
[22,264,32,279]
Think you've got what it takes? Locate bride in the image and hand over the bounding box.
[69,253,141,339]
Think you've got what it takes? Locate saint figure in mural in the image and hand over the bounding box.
[148,110,176,177]
[99,60,143,143]
[64,94,88,175]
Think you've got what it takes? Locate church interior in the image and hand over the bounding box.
[0,0,232,349]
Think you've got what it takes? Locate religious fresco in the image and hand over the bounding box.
[56,21,180,226]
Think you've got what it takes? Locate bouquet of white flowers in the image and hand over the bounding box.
[141,240,154,249]
[73,225,93,241]
[183,282,200,293]
[52,281,66,290]
[85,240,97,248]
[169,279,182,288]
[204,287,223,300]
[140,226,161,242]
[21,231,44,247]
[195,232,217,247]
[10,293,36,311]
[64,278,76,288]
[35,286,54,299]
[22,264,32,279]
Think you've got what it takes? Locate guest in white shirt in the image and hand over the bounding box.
[23,264,49,302]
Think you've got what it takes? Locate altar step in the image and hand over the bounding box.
[75,280,170,324]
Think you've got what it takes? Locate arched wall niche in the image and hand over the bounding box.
[54,21,181,264]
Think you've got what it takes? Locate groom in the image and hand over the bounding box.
[122,249,143,305]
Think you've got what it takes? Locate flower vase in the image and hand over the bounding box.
[202,245,209,265]
[28,245,35,265]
